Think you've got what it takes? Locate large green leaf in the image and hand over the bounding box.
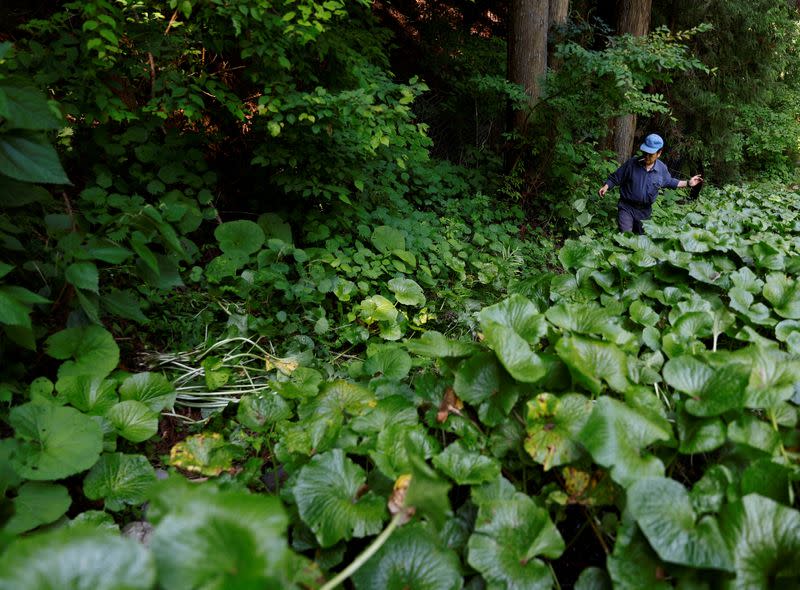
[293,449,386,547]
[10,401,103,480]
[364,348,412,380]
[83,453,156,511]
[214,219,264,256]
[545,302,634,348]
[370,424,439,480]
[467,492,564,590]
[525,393,592,470]
[0,85,62,130]
[353,523,462,590]
[45,325,119,379]
[65,262,99,293]
[106,400,159,443]
[0,131,70,184]
[432,441,501,485]
[479,295,548,383]
[271,366,323,400]
[405,331,477,358]
[118,372,176,412]
[0,525,155,590]
[676,411,726,454]
[237,393,292,432]
[720,494,800,589]
[371,225,406,253]
[405,451,452,530]
[762,273,800,319]
[453,352,503,406]
[149,478,292,589]
[662,356,749,416]
[387,277,426,306]
[627,477,733,571]
[607,512,672,590]
[297,380,376,452]
[578,397,672,488]
[3,482,71,535]
[744,346,800,408]
[555,335,630,394]
[56,375,119,415]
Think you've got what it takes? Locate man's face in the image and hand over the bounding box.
[643,150,662,166]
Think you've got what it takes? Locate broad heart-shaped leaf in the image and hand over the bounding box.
[744,346,800,409]
[237,393,292,432]
[387,277,426,306]
[10,401,103,480]
[293,449,386,547]
[370,424,440,480]
[169,432,239,476]
[629,300,659,327]
[432,441,501,485]
[3,481,71,535]
[676,410,726,454]
[453,351,517,407]
[467,491,565,590]
[578,397,672,488]
[0,525,155,590]
[214,219,264,256]
[607,511,672,590]
[0,131,70,184]
[83,453,156,511]
[360,294,398,323]
[271,366,323,400]
[364,347,412,380]
[558,239,598,270]
[297,380,376,452]
[545,302,635,348]
[662,356,749,416]
[525,393,592,471]
[405,331,478,358]
[720,494,800,588]
[480,298,548,383]
[762,272,800,319]
[56,375,118,415]
[118,372,176,412]
[627,477,733,571]
[106,400,159,443]
[371,225,406,253]
[353,523,462,590]
[555,335,630,395]
[479,294,546,341]
[45,325,119,379]
[148,477,292,589]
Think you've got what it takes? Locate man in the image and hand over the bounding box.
[598,133,703,234]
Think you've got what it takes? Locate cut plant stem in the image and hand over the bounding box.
[319,512,404,590]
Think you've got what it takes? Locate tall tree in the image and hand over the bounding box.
[508,0,549,132]
[612,0,652,162]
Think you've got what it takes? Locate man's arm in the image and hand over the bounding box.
[598,160,628,197]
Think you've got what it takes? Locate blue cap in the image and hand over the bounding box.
[640,133,664,154]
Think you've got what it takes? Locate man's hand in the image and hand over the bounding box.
[688,175,703,187]
[598,184,609,197]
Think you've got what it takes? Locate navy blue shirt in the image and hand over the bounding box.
[605,157,679,207]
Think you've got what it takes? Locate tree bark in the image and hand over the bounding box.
[508,0,549,133]
[612,0,652,163]
[547,0,569,67]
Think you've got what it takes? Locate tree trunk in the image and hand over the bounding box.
[612,0,652,163]
[547,0,569,67]
[508,0,549,133]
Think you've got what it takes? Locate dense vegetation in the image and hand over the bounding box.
[1,1,800,588]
